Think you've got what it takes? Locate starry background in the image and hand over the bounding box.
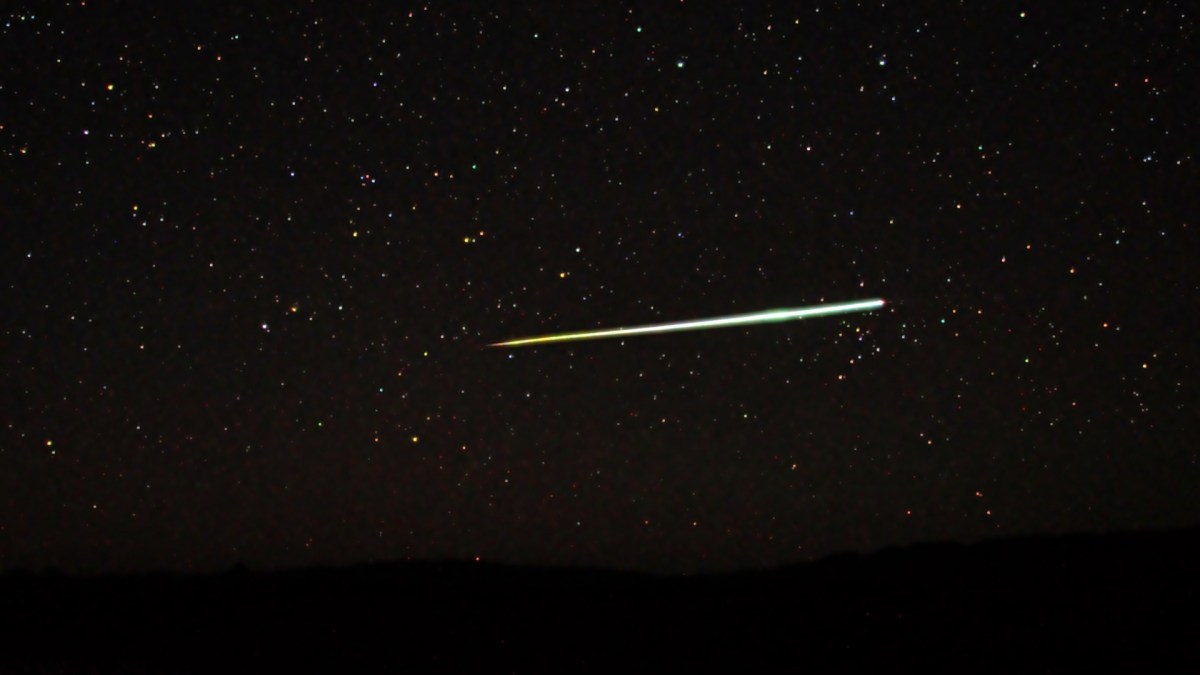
[1,2,1196,575]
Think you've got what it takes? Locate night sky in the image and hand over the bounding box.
[2,2,1196,576]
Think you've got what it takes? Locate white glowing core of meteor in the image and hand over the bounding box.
[490,298,884,347]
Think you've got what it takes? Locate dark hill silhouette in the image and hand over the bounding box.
[2,527,1198,672]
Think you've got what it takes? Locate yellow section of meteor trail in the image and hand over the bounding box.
[489,298,885,347]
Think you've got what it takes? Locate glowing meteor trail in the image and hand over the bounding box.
[490,298,885,347]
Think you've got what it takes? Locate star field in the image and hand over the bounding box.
[1,2,1196,574]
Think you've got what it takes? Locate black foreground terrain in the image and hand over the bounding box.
[3,527,1198,672]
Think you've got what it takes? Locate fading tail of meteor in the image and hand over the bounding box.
[489,298,885,348]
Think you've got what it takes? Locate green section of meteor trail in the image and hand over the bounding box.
[490,298,885,347]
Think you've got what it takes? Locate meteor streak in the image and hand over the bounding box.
[489,298,884,347]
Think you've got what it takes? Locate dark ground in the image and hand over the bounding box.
[3,526,1197,673]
